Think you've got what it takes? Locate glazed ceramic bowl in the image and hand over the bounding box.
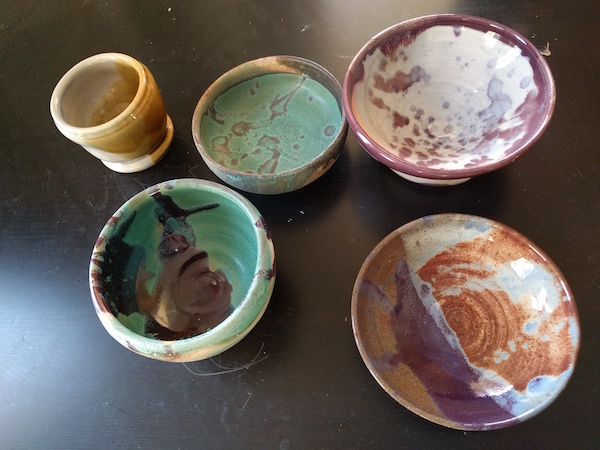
[89,179,275,362]
[343,15,556,185]
[50,53,173,173]
[192,55,348,194]
[352,214,579,430]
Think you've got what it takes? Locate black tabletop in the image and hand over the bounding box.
[1,1,598,448]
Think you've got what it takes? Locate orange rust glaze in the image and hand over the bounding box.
[417,228,575,392]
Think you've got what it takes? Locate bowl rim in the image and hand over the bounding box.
[191,55,348,186]
[89,178,276,362]
[343,14,557,180]
[50,52,147,137]
[351,213,580,430]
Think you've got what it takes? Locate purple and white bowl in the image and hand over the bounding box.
[343,15,556,185]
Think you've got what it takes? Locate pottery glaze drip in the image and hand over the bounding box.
[100,191,234,340]
[89,179,275,362]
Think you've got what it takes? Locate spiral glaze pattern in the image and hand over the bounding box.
[416,232,574,392]
[351,213,580,430]
[438,290,511,365]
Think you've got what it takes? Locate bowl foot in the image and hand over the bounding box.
[392,169,471,186]
[102,116,174,173]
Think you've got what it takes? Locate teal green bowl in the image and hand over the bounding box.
[89,179,275,362]
[192,55,348,194]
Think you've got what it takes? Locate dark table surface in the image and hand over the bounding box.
[1,1,598,448]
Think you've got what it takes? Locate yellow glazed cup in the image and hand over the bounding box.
[50,53,173,173]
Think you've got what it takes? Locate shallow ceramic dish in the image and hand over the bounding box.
[351,214,579,430]
[90,179,275,362]
[343,15,556,185]
[192,55,348,194]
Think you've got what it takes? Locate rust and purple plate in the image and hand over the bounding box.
[351,214,579,430]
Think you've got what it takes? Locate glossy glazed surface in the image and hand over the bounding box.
[344,15,555,184]
[50,53,172,172]
[193,56,348,194]
[90,179,275,362]
[352,214,579,430]
[3,1,599,448]
[201,73,341,174]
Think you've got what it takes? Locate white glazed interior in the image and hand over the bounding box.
[60,60,139,128]
[351,23,547,178]
[51,54,143,135]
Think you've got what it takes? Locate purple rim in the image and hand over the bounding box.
[343,14,557,180]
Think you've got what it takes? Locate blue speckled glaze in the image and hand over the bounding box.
[352,214,580,431]
[200,73,342,175]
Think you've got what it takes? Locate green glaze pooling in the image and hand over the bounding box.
[121,200,166,295]
[99,185,262,339]
[117,312,155,338]
[201,73,342,174]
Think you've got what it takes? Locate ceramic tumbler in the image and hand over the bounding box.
[50,53,173,173]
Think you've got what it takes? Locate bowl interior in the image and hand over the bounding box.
[345,16,554,177]
[59,57,140,128]
[351,214,579,430]
[92,181,262,340]
[196,60,344,177]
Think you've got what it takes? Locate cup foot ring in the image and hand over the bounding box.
[102,115,174,173]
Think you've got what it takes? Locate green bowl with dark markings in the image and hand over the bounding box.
[89,179,275,362]
[192,55,348,195]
